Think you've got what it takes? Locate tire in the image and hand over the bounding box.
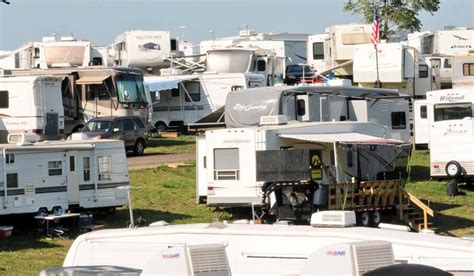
[371,211,381,227]
[445,161,462,178]
[446,179,459,196]
[133,139,145,156]
[357,211,371,227]
[154,122,167,133]
[36,208,48,226]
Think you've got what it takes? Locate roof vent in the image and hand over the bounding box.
[310,210,356,227]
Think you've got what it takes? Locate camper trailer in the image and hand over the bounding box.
[196,86,411,211]
[62,220,474,275]
[145,73,265,131]
[0,75,64,143]
[307,34,328,73]
[425,55,453,90]
[0,138,130,216]
[111,30,181,74]
[426,88,474,190]
[353,43,432,98]
[9,67,150,133]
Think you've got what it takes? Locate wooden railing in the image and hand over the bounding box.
[399,186,434,230]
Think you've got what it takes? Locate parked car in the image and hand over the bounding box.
[284,64,314,85]
[80,116,149,155]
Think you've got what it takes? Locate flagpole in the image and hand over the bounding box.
[374,44,381,88]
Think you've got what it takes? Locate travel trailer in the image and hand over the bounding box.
[0,137,130,216]
[0,75,64,143]
[426,88,474,189]
[307,34,328,73]
[406,27,474,57]
[145,72,265,131]
[62,218,474,275]
[111,30,181,74]
[353,43,432,98]
[196,86,411,210]
[8,67,150,133]
[0,35,93,70]
[425,55,453,90]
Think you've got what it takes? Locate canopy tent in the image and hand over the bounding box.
[144,76,198,92]
[278,133,404,145]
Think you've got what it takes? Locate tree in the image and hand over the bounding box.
[343,0,440,39]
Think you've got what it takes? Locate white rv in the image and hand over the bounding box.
[145,73,265,131]
[111,30,181,74]
[353,43,432,98]
[0,138,130,216]
[62,220,474,275]
[307,34,328,73]
[0,75,64,143]
[196,86,411,207]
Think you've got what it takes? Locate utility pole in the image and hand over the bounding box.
[383,0,388,39]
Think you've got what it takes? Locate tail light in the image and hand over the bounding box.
[208,186,214,191]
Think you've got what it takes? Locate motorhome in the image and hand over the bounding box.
[0,137,130,216]
[0,75,64,143]
[196,86,411,210]
[62,219,474,275]
[111,30,181,74]
[353,43,432,98]
[9,67,150,133]
[307,34,328,73]
[145,72,265,131]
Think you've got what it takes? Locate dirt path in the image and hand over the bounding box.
[127,152,195,170]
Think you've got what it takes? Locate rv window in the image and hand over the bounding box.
[346,146,353,168]
[312,42,324,60]
[231,86,244,91]
[98,156,112,181]
[123,119,135,131]
[0,91,8,108]
[83,157,90,182]
[419,64,429,78]
[116,75,147,104]
[184,82,201,102]
[87,82,111,101]
[444,58,452,69]
[171,88,180,97]
[213,148,239,180]
[257,60,266,72]
[420,105,427,119]
[48,161,63,176]
[463,63,474,76]
[434,103,472,122]
[6,173,18,189]
[391,112,406,129]
[34,47,40,59]
[297,99,306,116]
[6,153,14,164]
[69,156,75,172]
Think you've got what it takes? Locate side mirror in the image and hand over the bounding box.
[113,128,120,133]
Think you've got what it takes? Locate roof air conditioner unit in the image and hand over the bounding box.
[259,115,288,126]
[310,210,356,227]
[7,133,40,145]
[299,241,395,276]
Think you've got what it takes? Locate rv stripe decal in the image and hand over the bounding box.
[0,189,25,196]
[0,182,129,196]
[79,182,130,191]
[153,105,205,112]
[0,113,12,118]
[36,186,68,194]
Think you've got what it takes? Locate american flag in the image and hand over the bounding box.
[371,7,380,45]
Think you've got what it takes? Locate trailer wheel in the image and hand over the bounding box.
[154,122,167,133]
[445,161,462,178]
[446,179,458,196]
[371,211,381,227]
[357,211,371,227]
[36,208,48,226]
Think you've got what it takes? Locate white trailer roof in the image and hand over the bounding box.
[144,75,198,92]
[278,133,404,144]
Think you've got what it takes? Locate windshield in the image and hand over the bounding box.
[82,120,112,132]
[206,50,252,73]
[287,65,312,73]
[434,103,473,122]
[116,74,148,104]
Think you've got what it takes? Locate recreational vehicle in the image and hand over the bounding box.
[307,34,328,73]
[353,43,432,98]
[0,137,130,216]
[9,67,150,133]
[406,27,474,57]
[196,86,411,211]
[145,72,265,131]
[0,75,64,143]
[62,219,474,275]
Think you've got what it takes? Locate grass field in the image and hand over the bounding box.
[0,140,473,275]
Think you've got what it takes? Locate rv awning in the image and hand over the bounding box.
[76,75,110,85]
[278,133,404,144]
[145,76,198,92]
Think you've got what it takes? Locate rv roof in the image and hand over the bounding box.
[0,139,124,151]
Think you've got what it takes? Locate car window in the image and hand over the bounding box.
[132,118,145,129]
[123,119,135,131]
[82,120,112,132]
[113,120,123,131]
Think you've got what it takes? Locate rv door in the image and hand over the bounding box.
[66,151,80,205]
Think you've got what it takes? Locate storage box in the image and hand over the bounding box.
[78,214,93,228]
[0,226,13,237]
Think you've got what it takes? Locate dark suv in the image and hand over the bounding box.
[81,116,149,155]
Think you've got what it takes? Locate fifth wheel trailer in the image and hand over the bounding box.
[0,138,130,216]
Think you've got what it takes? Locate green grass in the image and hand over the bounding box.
[0,144,473,275]
[144,135,196,154]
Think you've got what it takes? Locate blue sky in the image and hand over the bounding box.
[0,0,473,50]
